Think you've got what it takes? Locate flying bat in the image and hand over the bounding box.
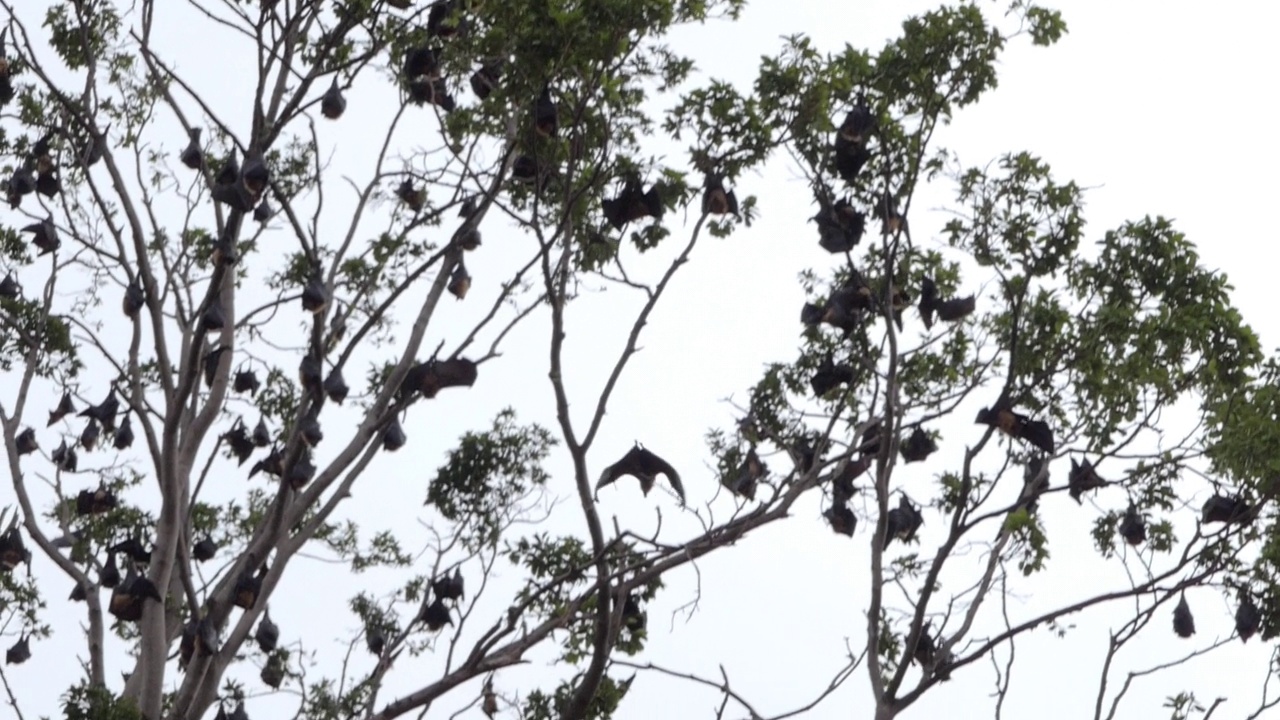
[596,443,685,504]
[975,404,1054,454]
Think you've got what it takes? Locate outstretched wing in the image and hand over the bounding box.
[636,448,684,504]
[596,446,643,493]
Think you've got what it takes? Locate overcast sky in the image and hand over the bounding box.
[5,1,1280,719]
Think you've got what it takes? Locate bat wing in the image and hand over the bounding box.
[637,449,683,503]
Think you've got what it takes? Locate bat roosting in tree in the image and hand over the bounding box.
[975,404,1054,454]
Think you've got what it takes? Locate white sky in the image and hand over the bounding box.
[4,1,1280,719]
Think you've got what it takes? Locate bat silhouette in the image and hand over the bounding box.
[596,443,685,504]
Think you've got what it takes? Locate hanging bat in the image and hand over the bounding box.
[234,369,261,396]
[321,77,347,120]
[75,485,116,515]
[240,153,270,196]
[249,445,284,479]
[299,353,323,392]
[253,198,274,223]
[69,581,87,602]
[109,565,163,622]
[856,420,883,457]
[255,608,280,652]
[114,413,135,449]
[422,597,453,631]
[882,283,911,333]
[824,503,856,537]
[288,451,317,489]
[382,416,407,451]
[723,447,766,501]
[427,0,463,38]
[837,101,875,144]
[1236,591,1261,643]
[483,677,499,717]
[1068,458,1107,503]
[597,443,685,504]
[203,346,227,388]
[366,624,386,656]
[833,136,870,184]
[810,357,855,397]
[300,272,329,314]
[975,404,1054,454]
[234,565,268,609]
[80,124,108,167]
[470,60,502,100]
[99,552,121,588]
[533,84,558,138]
[222,421,256,465]
[48,392,76,426]
[22,217,60,255]
[201,294,226,331]
[322,367,349,404]
[0,272,19,299]
[52,440,78,472]
[0,523,31,571]
[701,174,739,218]
[192,537,217,562]
[882,495,924,550]
[15,427,37,455]
[228,701,250,720]
[180,127,203,170]
[402,46,441,80]
[80,388,120,433]
[5,636,30,665]
[109,536,152,564]
[1201,494,1250,525]
[1118,503,1146,546]
[407,76,455,110]
[251,417,271,447]
[872,192,906,234]
[811,196,866,254]
[899,426,938,463]
[299,411,324,448]
[35,167,60,197]
[511,155,539,184]
[261,653,285,688]
[1172,593,1195,638]
[396,178,426,211]
[621,593,646,632]
[448,262,471,300]
[123,276,145,317]
[432,567,465,602]
[602,179,664,230]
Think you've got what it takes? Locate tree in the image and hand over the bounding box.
[0,1,1274,719]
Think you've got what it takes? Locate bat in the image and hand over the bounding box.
[109,565,163,622]
[210,230,240,267]
[427,0,462,38]
[470,61,502,100]
[838,101,875,144]
[602,179,665,230]
[113,414,134,449]
[288,451,317,489]
[407,76,455,110]
[483,678,499,717]
[701,174,739,217]
[321,77,347,120]
[810,357,855,397]
[511,155,539,184]
[251,417,270,447]
[5,636,30,665]
[883,495,924,550]
[387,0,414,8]
[53,440,78,472]
[249,445,284,479]
[35,167,60,197]
[299,411,324,448]
[448,262,471,300]
[0,272,19,299]
[1172,593,1195,638]
[215,150,240,187]
[458,227,482,251]
[234,565,267,609]
[228,701,250,720]
[302,272,329,314]
[899,426,938,463]
[597,443,685,504]
[882,283,911,333]
[1236,591,1261,643]
[255,608,280,652]
[69,581,87,602]
[793,434,819,473]
[15,427,37,455]
[203,345,227,388]
[396,178,426,211]
[833,137,870,184]
[422,597,453,631]
[975,405,1054,454]
[80,124,108,167]
[872,192,906,234]
[533,84,558,138]
[75,486,116,515]
[1201,494,1250,525]
[366,625,386,656]
[81,388,121,433]
[1011,457,1050,520]
[22,217,60,255]
[222,421,256,465]
[936,295,976,322]
[299,353,323,392]
[253,198,274,223]
[402,46,441,80]
[1068,458,1107,503]
[723,447,767,501]
[918,277,939,329]
[324,367,349,404]
[1118,503,1146,546]
[261,654,285,689]
[415,357,479,398]
[79,422,101,454]
[241,153,270,196]
[0,523,30,571]
[811,196,865,254]
[911,625,936,668]
[824,503,856,537]
[99,552,121,588]
[48,392,76,426]
[201,294,226,331]
[110,537,152,564]
[432,567,465,602]
[211,180,255,212]
[622,593,647,633]
[382,416,407,451]
[192,537,217,562]
[856,420,882,457]
[123,276,145,317]
[234,369,261,396]
[180,127,203,170]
